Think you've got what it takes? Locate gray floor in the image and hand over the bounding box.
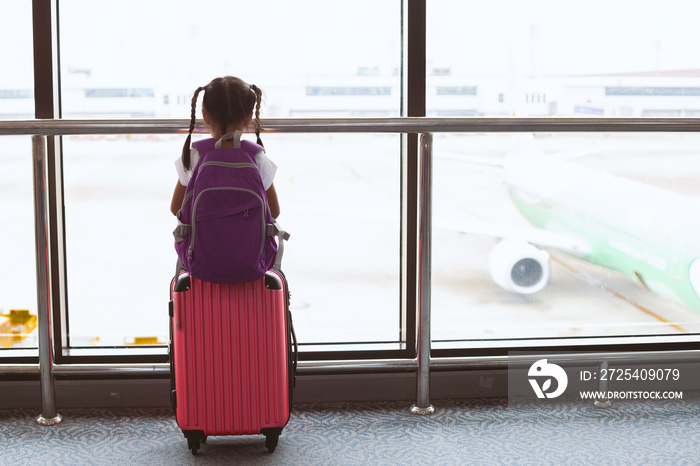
[2,395,700,465]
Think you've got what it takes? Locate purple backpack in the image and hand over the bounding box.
[174,132,280,284]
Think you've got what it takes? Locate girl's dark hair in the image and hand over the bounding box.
[181,76,263,170]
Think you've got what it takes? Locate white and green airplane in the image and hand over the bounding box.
[450,139,700,314]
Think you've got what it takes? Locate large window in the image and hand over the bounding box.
[426,1,700,350]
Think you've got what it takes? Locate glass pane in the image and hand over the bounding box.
[272,134,401,346]
[0,137,38,351]
[0,3,36,354]
[62,133,401,348]
[431,132,700,348]
[59,0,401,118]
[427,1,700,117]
[62,135,180,346]
[0,2,34,118]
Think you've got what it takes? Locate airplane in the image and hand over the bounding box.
[443,136,700,314]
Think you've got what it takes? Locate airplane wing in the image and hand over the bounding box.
[434,216,591,259]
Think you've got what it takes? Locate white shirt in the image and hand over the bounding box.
[175,144,278,190]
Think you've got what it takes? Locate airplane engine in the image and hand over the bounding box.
[488,240,550,294]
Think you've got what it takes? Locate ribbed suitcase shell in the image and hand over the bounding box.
[172,271,290,436]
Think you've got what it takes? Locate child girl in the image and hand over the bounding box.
[170,76,280,218]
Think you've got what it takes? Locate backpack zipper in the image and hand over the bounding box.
[180,162,257,216]
[188,187,267,260]
[200,161,259,171]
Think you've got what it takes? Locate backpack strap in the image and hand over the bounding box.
[191,137,216,157]
[266,221,290,270]
[173,222,190,242]
[215,130,242,149]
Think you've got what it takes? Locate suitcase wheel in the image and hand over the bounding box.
[184,430,206,455]
[265,433,279,453]
[187,437,201,455]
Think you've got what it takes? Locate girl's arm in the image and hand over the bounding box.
[171,182,186,215]
[266,183,280,219]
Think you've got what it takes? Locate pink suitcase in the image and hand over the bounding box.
[169,270,296,454]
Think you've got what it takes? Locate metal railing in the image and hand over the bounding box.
[5,117,700,136]
[3,117,700,421]
[31,135,60,426]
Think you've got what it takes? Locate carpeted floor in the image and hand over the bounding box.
[2,395,699,465]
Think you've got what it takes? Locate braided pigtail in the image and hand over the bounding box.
[181,86,204,170]
[251,84,263,147]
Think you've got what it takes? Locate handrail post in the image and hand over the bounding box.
[32,135,61,426]
[411,133,435,415]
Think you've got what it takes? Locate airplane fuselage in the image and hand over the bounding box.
[507,155,700,313]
